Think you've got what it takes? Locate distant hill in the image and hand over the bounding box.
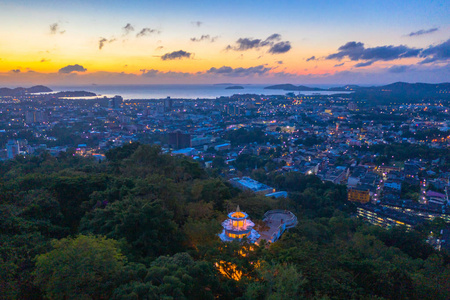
[345,82,450,103]
[0,85,52,96]
[53,91,97,97]
[225,85,244,90]
[264,84,324,91]
[264,82,450,103]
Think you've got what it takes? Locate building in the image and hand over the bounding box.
[259,210,298,243]
[348,187,370,203]
[384,179,402,191]
[219,206,260,243]
[171,147,196,156]
[164,97,173,112]
[108,95,123,109]
[25,110,46,123]
[214,143,231,151]
[168,131,191,149]
[357,203,423,230]
[229,177,275,195]
[6,139,19,159]
[426,191,448,205]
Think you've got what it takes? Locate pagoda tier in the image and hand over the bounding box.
[219,206,260,243]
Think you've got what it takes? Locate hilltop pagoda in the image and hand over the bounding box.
[219,206,260,243]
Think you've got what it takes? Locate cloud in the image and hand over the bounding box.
[261,33,282,45]
[354,60,375,68]
[99,37,116,50]
[136,28,159,37]
[161,50,192,60]
[326,41,422,64]
[268,41,291,54]
[334,62,345,67]
[277,61,283,64]
[123,23,135,35]
[140,69,160,77]
[140,69,191,78]
[226,34,291,54]
[408,27,439,37]
[233,38,262,50]
[306,56,316,62]
[206,65,271,76]
[190,35,218,42]
[388,65,411,73]
[40,58,50,63]
[58,64,87,74]
[10,69,20,73]
[191,21,202,27]
[155,46,164,51]
[49,23,65,35]
[419,39,450,64]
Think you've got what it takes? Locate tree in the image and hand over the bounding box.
[80,197,181,260]
[34,235,126,300]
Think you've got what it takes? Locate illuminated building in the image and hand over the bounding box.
[357,203,423,230]
[348,187,370,203]
[219,206,260,243]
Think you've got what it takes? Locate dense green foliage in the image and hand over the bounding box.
[1,143,449,299]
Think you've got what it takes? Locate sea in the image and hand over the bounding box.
[50,84,349,100]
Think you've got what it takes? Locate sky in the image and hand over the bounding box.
[0,0,449,86]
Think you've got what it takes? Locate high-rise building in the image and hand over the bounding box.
[168,130,191,149]
[25,110,46,123]
[108,95,123,109]
[6,140,19,159]
[164,97,173,112]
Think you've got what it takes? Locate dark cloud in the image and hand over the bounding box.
[306,56,316,62]
[190,35,217,42]
[277,61,283,64]
[191,21,203,27]
[58,64,87,74]
[136,28,159,37]
[161,50,192,60]
[334,62,345,67]
[234,38,262,50]
[11,69,20,73]
[226,34,291,54]
[388,65,411,73]
[408,28,439,37]
[419,39,450,64]
[326,41,421,63]
[268,41,291,54]
[261,33,281,46]
[50,23,65,35]
[99,37,116,50]
[40,58,50,63]
[123,23,135,35]
[354,60,375,68]
[206,65,271,76]
[140,69,160,77]
[140,69,190,78]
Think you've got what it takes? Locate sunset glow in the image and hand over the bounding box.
[1,0,449,85]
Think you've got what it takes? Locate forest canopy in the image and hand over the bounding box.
[1,143,449,299]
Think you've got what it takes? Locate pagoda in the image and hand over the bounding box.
[219,206,260,243]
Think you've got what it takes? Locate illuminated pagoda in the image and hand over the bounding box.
[219,206,260,243]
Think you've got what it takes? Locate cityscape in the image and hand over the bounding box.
[1,0,450,299]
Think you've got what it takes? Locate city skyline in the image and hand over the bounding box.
[1,0,449,86]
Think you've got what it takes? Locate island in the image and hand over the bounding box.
[0,85,52,96]
[54,91,97,97]
[264,84,324,91]
[225,85,244,90]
